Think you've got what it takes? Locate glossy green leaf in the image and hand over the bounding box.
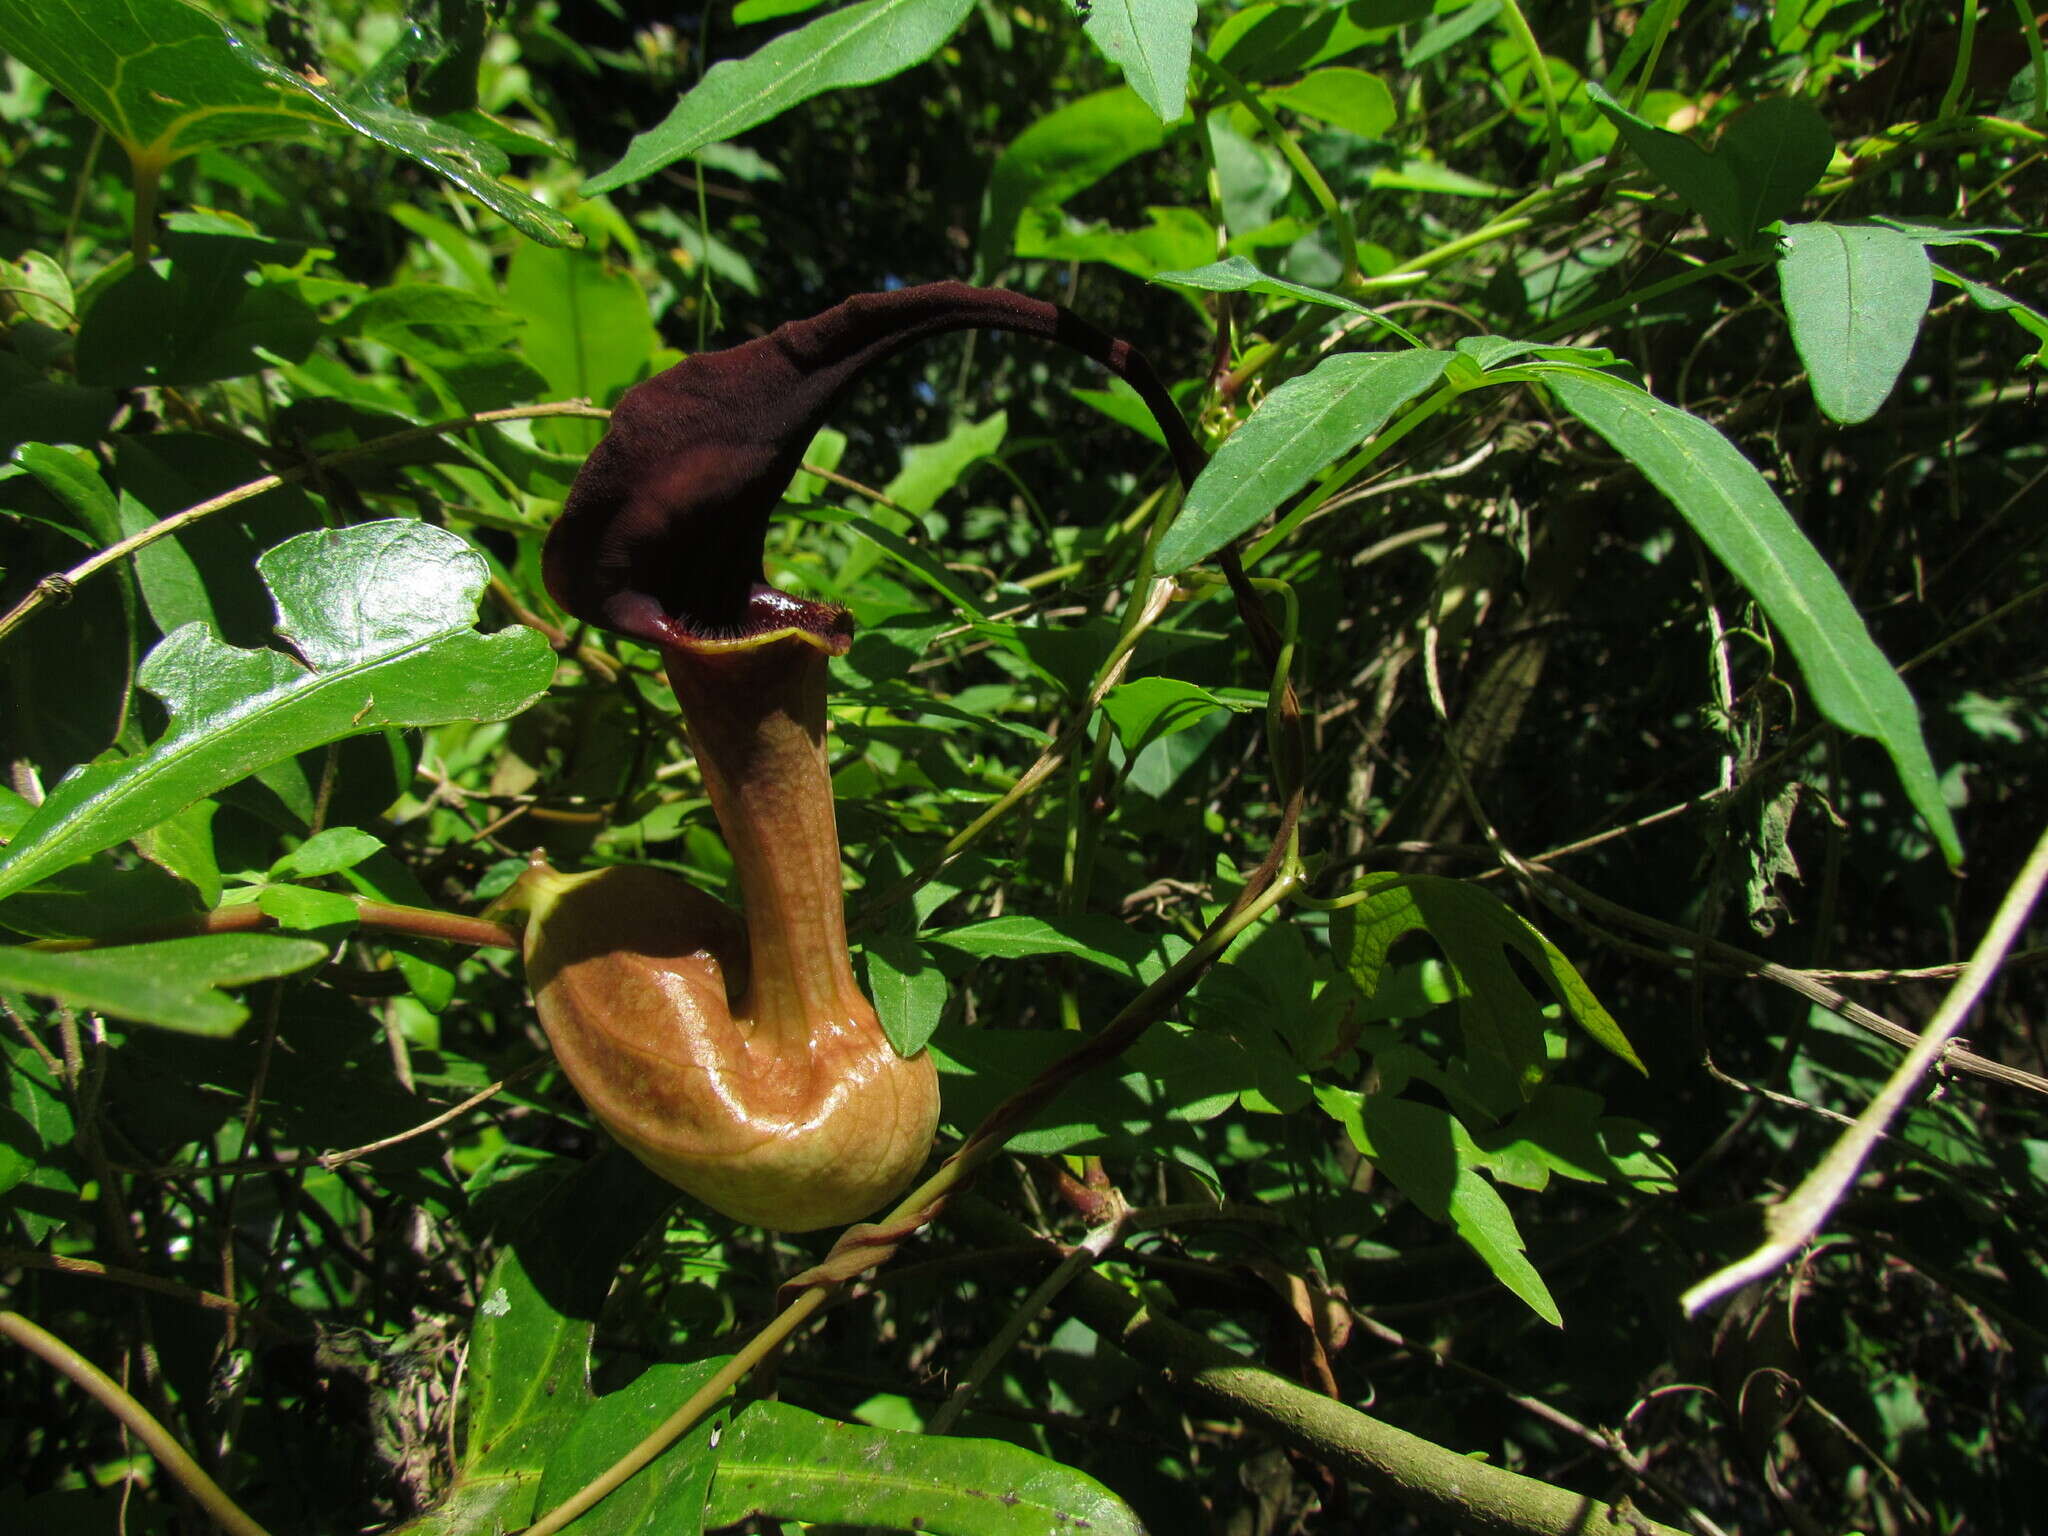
[584,0,975,194]
[1269,66,1397,138]
[703,1400,1144,1535]
[0,0,578,244]
[1586,82,1832,247]
[441,1154,678,1533]
[1082,0,1197,123]
[883,411,1008,514]
[1932,262,2048,364]
[1533,364,1961,867]
[255,885,360,931]
[529,1362,726,1536]
[1210,1,1411,84]
[1316,1087,1562,1325]
[977,87,1173,276]
[1778,221,1932,423]
[1153,347,1451,573]
[863,935,948,1055]
[0,521,558,903]
[11,444,121,543]
[0,934,328,1035]
[1331,872,1642,1091]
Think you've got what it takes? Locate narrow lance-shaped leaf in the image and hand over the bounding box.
[0,934,328,1037]
[584,0,976,194]
[0,521,558,902]
[1778,220,1933,424]
[1534,365,1961,867]
[1153,347,1451,573]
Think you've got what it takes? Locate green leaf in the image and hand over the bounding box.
[0,0,577,244]
[270,827,386,879]
[502,243,659,450]
[0,1037,79,1244]
[77,230,321,387]
[255,885,360,931]
[1331,872,1642,1090]
[1082,0,1197,123]
[1778,221,1933,423]
[1586,83,1832,247]
[1268,66,1397,138]
[0,521,558,903]
[1017,205,1216,281]
[977,87,1174,277]
[1316,1087,1562,1325]
[11,444,121,543]
[1153,347,1451,573]
[924,914,1159,978]
[529,1362,725,1536]
[1152,254,1393,325]
[446,1153,677,1532]
[882,411,1008,514]
[584,0,976,194]
[1931,262,2048,365]
[0,934,328,1036]
[1532,365,1961,867]
[1101,675,1258,754]
[862,934,948,1055]
[703,1400,1144,1535]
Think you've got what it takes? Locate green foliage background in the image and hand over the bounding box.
[2,1,2045,1532]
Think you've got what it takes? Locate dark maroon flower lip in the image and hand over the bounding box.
[644,585,855,658]
[541,282,1202,659]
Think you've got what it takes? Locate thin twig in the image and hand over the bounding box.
[1,1310,275,1536]
[319,1060,544,1170]
[1681,823,2048,1314]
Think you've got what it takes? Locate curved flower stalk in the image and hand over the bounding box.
[506,283,1201,1231]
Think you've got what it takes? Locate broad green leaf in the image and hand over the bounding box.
[703,1400,1144,1535]
[502,243,658,451]
[1533,365,1961,867]
[1153,347,1451,573]
[1269,66,1397,138]
[1153,254,1380,320]
[0,934,327,1036]
[76,230,321,387]
[1083,0,1197,123]
[0,251,74,330]
[1101,675,1259,754]
[734,0,834,21]
[584,0,975,194]
[882,411,1008,514]
[977,88,1174,276]
[1316,1087,1562,1325]
[1331,872,1642,1091]
[440,1153,678,1533]
[530,1362,726,1536]
[0,521,558,902]
[1778,221,1932,423]
[0,0,577,244]
[1017,205,1216,281]
[862,935,948,1055]
[1586,82,1831,247]
[1210,1,1416,84]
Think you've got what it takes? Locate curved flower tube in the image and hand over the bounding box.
[511,284,1200,1230]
